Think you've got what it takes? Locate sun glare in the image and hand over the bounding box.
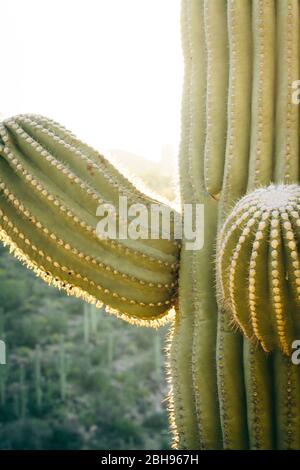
[1,0,183,163]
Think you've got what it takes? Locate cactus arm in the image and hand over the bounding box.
[0,169,174,291]
[18,115,162,206]
[2,116,179,251]
[203,0,228,199]
[0,115,180,326]
[275,0,299,184]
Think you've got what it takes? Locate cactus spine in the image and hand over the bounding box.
[0,0,300,450]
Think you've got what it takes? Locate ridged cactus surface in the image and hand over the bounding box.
[169,0,300,450]
[0,0,300,451]
[218,185,300,356]
[0,115,179,326]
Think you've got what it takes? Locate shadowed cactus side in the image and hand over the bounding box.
[0,0,300,450]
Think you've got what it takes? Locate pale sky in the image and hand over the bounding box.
[1,0,183,163]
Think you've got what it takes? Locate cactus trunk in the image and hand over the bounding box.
[168,0,300,449]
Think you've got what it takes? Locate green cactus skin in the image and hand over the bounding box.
[218,185,300,356]
[213,0,300,451]
[171,0,300,450]
[0,0,300,450]
[0,114,180,326]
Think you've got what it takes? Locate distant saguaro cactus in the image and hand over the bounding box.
[0,0,300,449]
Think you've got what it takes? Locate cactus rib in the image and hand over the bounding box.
[275,0,299,184]
[248,0,275,191]
[203,0,228,199]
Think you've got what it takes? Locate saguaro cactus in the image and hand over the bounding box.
[0,0,300,450]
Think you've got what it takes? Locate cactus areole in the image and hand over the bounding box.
[1,0,300,450]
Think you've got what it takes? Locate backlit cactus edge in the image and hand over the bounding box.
[0,0,300,450]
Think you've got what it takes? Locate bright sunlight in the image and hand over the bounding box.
[1,0,183,163]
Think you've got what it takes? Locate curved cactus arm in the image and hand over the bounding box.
[0,114,180,326]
